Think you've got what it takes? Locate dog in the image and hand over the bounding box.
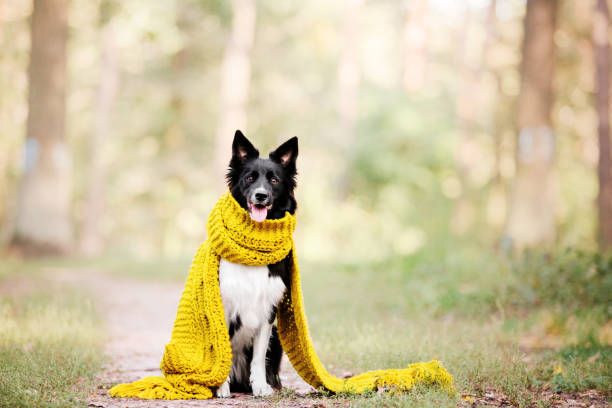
[216,130,298,398]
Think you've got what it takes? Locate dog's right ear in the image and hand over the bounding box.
[227,130,259,188]
[232,130,259,163]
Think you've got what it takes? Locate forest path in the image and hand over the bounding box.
[54,270,321,408]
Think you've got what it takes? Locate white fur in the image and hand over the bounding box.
[216,259,286,398]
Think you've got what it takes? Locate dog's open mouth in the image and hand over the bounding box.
[247,202,272,222]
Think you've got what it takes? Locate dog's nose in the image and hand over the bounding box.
[255,192,268,202]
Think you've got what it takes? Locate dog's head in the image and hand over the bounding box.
[226,130,298,222]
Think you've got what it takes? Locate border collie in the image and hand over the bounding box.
[216,130,298,398]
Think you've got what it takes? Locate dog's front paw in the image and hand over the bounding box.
[251,381,274,397]
[216,380,231,398]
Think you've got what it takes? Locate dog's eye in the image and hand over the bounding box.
[246,175,254,183]
[270,176,279,185]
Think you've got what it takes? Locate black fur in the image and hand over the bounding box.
[229,326,283,392]
[266,326,283,390]
[267,251,293,290]
[228,315,242,339]
[268,306,277,324]
[225,130,298,393]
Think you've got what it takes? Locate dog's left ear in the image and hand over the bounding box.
[269,137,298,169]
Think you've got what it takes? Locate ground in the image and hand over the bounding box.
[0,255,609,408]
[71,269,608,408]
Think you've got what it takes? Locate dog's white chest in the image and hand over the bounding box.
[218,259,286,331]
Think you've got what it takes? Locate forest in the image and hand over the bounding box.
[0,0,610,407]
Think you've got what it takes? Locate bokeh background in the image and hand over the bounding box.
[1,0,610,258]
[0,0,611,407]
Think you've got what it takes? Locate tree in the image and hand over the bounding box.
[80,1,119,256]
[505,0,558,250]
[12,0,72,255]
[594,0,612,250]
[213,0,256,188]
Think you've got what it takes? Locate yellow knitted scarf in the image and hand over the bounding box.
[109,192,454,399]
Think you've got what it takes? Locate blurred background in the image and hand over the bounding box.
[1,0,610,259]
[0,0,612,259]
[0,0,611,406]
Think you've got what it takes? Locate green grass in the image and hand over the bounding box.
[0,274,103,407]
[297,260,529,406]
[506,249,612,313]
[533,337,612,393]
[292,249,611,406]
[338,388,457,408]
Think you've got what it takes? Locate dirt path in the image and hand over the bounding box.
[55,271,322,408]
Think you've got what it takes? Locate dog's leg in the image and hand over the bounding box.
[217,315,242,398]
[250,322,274,397]
[266,325,283,389]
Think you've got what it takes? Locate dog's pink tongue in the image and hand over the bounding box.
[250,206,268,222]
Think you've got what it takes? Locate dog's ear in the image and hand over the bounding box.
[227,130,259,187]
[269,137,298,170]
[232,130,259,163]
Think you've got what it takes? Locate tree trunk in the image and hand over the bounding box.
[214,0,256,188]
[336,0,362,198]
[80,1,118,256]
[594,0,612,250]
[504,0,557,250]
[12,0,72,255]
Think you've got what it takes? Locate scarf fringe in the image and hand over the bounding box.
[109,376,213,400]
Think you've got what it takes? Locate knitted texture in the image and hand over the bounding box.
[108,192,454,399]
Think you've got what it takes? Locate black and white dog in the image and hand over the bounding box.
[216,130,298,398]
